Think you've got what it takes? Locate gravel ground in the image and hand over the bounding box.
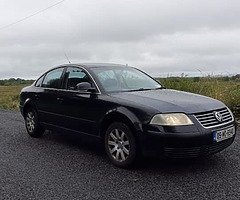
[0,110,239,200]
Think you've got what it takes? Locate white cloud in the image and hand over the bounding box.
[0,0,240,78]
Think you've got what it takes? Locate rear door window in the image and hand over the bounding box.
[42,68,64,89]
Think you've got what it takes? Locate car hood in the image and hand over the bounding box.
[110,89,225,114]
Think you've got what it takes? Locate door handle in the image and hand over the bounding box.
[57,97,64,102]
[35,94,40,99]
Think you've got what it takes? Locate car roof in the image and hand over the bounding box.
[56,63,129,69]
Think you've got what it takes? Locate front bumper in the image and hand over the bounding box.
[140,121,237,159]
[161,138,234,159]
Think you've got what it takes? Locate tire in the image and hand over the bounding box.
[24,108,44,138]
[104,122,137,168]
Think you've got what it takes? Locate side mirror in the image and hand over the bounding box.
[76,82,97,93]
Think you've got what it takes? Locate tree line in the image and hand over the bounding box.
[0,78,35,86]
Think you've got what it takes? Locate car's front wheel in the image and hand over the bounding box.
[105,122,137,167]
[24,108,44,138]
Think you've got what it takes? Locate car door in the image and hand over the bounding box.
[55,66,102,136]
[36,67,66,127]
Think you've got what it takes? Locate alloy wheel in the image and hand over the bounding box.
[26,111,35,133]
[107,128,130,162]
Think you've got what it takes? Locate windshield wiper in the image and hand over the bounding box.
[127,87,165,92]
[128,88,153,92]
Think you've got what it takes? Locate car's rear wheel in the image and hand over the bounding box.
[25,108,44,138]
[105,122,137,167]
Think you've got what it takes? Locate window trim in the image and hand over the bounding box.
[34,65,101,94]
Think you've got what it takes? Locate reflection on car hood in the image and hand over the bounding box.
[110,89,225,114]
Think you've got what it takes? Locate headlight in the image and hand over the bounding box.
[150,113,193,126]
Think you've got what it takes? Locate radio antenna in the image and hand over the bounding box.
[64,52,71,64]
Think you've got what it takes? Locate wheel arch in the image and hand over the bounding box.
[22,98,37,118]
[99,107,143,140]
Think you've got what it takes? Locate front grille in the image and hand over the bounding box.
[163,146,201,158]
[163,138,234,159]
[194,107,233,128]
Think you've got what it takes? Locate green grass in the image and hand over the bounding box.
[0,85,27,110]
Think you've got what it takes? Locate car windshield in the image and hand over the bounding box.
[91,67,162,92]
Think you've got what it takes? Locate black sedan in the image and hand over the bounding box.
[20,63,237,167]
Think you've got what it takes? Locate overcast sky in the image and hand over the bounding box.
[0,0,240,79]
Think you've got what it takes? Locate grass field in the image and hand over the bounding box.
[0,77,239,119]
[0,85,27,110]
